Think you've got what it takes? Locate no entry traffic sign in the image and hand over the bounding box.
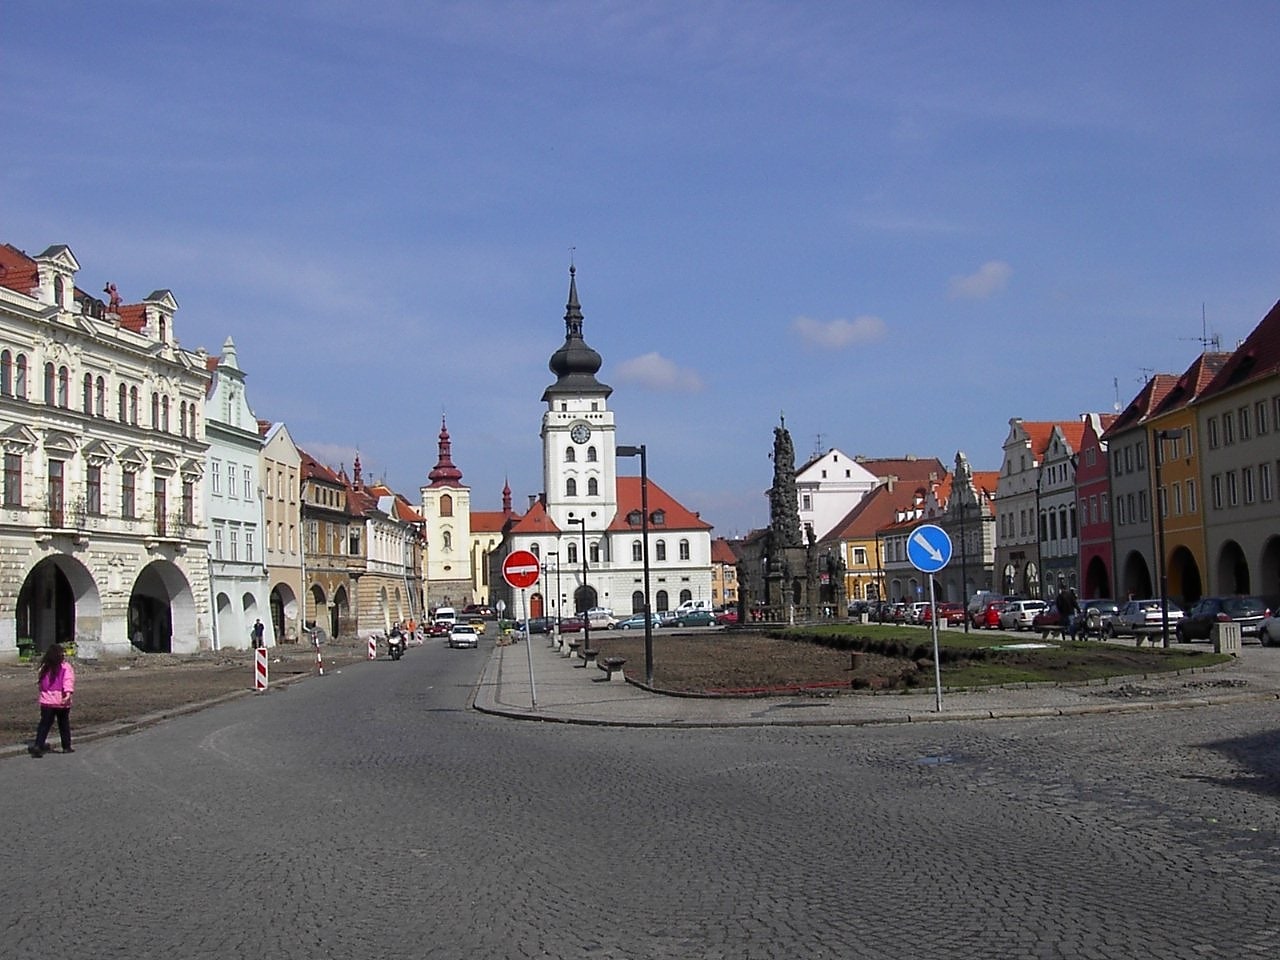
[502,550,541,589]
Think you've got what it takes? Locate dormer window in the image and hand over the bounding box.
[159,316,167,343]
[53,276,64,308]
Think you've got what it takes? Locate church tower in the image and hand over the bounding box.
[420,416,474,608]
[541,266,618,532]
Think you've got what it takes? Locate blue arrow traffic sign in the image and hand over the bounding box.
[906,523,952,574]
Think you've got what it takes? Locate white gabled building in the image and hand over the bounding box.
[0,241,212,659]
[796,449,879,541]
[495,268,714,618]
[203,337,269,649]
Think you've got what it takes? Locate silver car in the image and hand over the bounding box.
[1107,599,1183,638]
[998,599,1047,631]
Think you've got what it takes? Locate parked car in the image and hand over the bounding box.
[1079,600,1120,639]
[586,607,618,629]
[1174,596,1271,643]
[523,616,554,634]
[715,609,740,625]
[919,602,964,626]
[979,600,1007,629]
[558,617,585,634]
[656,610,679,626]
[448,624,479,649]
[999,599,1047,631]
[906,601,930,624]
[1031,608,1062,637]
[1260,615,1280,647]
[1107,599,1184,638]
[675,610,716,627]
[615,613,662,630]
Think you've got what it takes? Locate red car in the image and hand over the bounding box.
[980,601,1007,629]
[715,610,739,625]
[558,617,585,634]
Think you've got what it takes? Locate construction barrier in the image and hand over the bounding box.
[254,646,268,691]
[368,636,377,660]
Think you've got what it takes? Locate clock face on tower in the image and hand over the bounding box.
[570,422,591,444]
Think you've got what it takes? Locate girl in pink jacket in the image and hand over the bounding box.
[29,643,75,757]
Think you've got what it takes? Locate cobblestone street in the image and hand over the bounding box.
[4,639,1279,959]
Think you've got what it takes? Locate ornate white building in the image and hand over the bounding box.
[204,337,269,649]
[0,241,212,659]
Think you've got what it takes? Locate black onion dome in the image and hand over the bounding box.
[542,266,612,401]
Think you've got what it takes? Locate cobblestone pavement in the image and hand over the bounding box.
[3,638,1278,959]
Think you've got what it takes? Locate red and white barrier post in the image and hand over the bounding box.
[368,635,377,660]
[254,646,269,691]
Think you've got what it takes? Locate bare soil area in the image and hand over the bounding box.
[0,641,369,747]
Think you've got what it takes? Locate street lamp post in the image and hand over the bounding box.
[617,444,653,686]
[1153,427,1184,649]
[568,517,590,654]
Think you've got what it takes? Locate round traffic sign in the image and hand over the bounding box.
[906,523,952,574]
[502,550,541,589]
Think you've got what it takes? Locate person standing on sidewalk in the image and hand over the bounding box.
[28,643,75,757]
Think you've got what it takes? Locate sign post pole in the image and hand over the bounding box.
[502,550,542,711]
[906,523,953,714]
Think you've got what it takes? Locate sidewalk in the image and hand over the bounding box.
[473,633,1280,727]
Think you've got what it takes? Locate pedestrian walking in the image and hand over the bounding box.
[252,619,265,649]
[28,643,75,758]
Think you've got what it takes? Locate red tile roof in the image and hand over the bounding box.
[1199,300,1280,401]
[855,456,946,482]
[608,477,713,532]
[116,303,147,333]
[472,510,518,533]
[299,449,343,485]
[711,537,740,564]
[0,244,38,295]
[821,482,929,542]
[508,499,559,535]
[1150,352,1231,417]
[1104,374,1179,437]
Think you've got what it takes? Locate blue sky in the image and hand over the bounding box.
[5,1,1279,537]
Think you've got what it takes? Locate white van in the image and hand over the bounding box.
[675,599,711,615]
[433,606,457,626]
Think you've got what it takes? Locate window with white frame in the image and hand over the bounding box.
[1261,463,1274,502]
[1186,479,1196,514]
[1243,466,1256,504]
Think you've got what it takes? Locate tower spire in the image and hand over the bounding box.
[427,416,464,487]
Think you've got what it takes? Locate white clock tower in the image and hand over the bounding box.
[541,266,618,532]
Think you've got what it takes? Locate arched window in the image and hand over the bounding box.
[188,404,197,437]
[655,540,667,561]
[161,396,170,432]
[0,350,10,396]
[44,363,55,405]
[679,589,692,605]
[589,542,599,563]
[57,366,68,407]
[586,446,597,463]
[565,447,576,463]
[631,590,645,614]
[631,540,642,561]
[151,393,160,428]
[566,478,577,497]
[95,377,105,416]
[118,384,128,422]
[159,316,167,343]
[129,386,139,424]
[180,401,188,437]
[53,275,64,306]
[679,539,690,561]
[587,477,598,496]
[655,589,669,612]
[531,543,540,559]
[566,542,578,564]
[440,493,453,517]
[15,354,27,399]
[83,373,93,414]
[442,530,452,550]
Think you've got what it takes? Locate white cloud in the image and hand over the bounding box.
[791,314,887,349]
[948,260,1013,300]
[614,352,704,392]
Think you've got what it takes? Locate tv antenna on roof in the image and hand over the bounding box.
[1179,303,1222,352]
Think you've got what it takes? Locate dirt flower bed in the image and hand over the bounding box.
[0,642,368,747]
[589,632,906,695]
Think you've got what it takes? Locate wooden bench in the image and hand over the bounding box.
[599,656,627,682]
